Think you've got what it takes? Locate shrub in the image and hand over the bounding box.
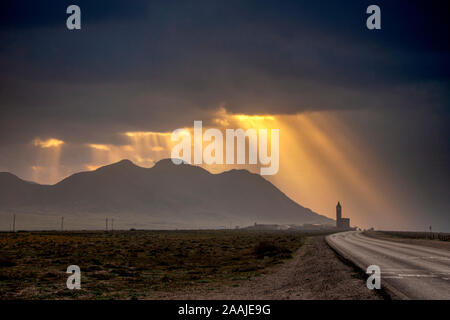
[0,255,16,267]
[253,241,291,259]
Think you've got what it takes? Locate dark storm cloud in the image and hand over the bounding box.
[1,1,449,139]
[0,0,149,28]
[1,0,449,135]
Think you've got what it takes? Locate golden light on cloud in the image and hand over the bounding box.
[125,131,171,138]
[88,144,110,151]
[123,131,174,165]
[204,108,401,228]
[234,114,275,121]
[33,138,64,148]
[87,144,136,169]
[84,131,177,171]
[31,137,64,184]
[86,165,101,171]
[213,108,276,129]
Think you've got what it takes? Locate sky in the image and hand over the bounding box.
[0,1,449,230]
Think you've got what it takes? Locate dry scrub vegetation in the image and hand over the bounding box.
[0,230,323,299]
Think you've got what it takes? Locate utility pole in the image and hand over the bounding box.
[106,218,108,231]
[61,217,64,231]
[12,214,15,233]
[111,218,114,231]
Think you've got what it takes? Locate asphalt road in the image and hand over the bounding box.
[326,231,450,300]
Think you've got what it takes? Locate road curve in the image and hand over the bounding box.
[326,231,450,300]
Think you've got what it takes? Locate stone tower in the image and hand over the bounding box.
[336,201,342,228]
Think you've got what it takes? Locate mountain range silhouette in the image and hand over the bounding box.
[0,159,333,229]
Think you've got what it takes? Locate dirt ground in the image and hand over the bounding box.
[0,230,306,299]
[149,236,383,300]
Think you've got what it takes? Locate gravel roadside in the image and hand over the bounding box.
[149,236,382,300]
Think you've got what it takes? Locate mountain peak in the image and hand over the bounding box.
[0,172,27,183]
[115,159,135,166]
[153,158,188,168]
[100,159,139,170]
